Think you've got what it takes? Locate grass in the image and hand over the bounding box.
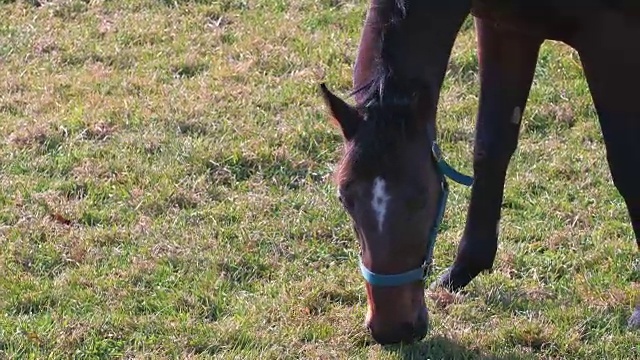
[0,0,638,359]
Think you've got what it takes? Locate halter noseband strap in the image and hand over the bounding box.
[358,142,473,287]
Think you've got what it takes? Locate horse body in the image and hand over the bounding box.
[472,0,640,41]
[471,1,588,41]
[321,0,640,344]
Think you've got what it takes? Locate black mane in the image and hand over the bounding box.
[341,0,433,181]
[349,0,433,121]
[350,0,412,111]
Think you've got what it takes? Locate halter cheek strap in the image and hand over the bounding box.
[357,142,473,287]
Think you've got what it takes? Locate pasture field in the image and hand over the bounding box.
[1,0,639,359]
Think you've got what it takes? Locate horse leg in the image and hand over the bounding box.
[433,17,543,290]
[572,11,640,328]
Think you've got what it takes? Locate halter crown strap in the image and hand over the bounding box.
[431,142,474,186]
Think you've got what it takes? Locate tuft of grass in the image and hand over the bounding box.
[0,0,638,359]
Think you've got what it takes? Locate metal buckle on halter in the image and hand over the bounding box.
[431,142,443,163]
[421,258,433,279]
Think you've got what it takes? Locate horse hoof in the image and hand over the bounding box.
[429,263,492,292]
[428,267,454,291]
[628,307,640,329]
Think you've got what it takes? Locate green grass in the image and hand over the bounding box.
[1,0,638,359]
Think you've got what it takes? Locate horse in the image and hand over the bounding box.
[319,0,640,345]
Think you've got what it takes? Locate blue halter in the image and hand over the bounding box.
[358,142,473,287]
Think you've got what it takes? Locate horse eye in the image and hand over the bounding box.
[338,191,355,210]
[339,195,353,208]
[337,184,352,207]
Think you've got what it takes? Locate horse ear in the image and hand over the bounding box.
[319,83,361,140]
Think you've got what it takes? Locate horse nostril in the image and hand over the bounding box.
[412,307,430,341]
[412,318,429,341]
[365,320,373,334]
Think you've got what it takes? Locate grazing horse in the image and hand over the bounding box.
[320,0,640,345]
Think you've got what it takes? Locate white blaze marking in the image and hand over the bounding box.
[511,106,522,124]
[372,177,391,232]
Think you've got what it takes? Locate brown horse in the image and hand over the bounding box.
[320,0,640,345]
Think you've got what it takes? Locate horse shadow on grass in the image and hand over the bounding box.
[383,335,532,360]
